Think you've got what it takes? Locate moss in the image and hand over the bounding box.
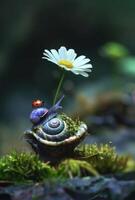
[0,151,98,183]
[57,159,99,178]
[59,113,82,134]
[125,157,135,172]
[0,144,133,183]
[0,152,56,183]
[75,144,129,174]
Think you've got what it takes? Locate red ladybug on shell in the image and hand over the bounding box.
[32,99,44,108]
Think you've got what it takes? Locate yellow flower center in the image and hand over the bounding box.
[58,60,73,69]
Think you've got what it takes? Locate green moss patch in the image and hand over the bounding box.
[59,113,82,134]
[0,144,134,183]
[57,159,99,178]
[0,152,55,183]
[75,144,129,174]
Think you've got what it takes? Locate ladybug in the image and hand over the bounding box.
[32,99,44,108]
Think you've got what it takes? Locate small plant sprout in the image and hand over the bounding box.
[42,46,92,104]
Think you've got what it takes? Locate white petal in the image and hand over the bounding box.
[43,54,57,63]
[58,46,67,59]
[75,64,92,69]
[71,70,79,75]
[42,57,57,64]
[44,50,53,59]
[67,49,77,60]
[42,54,57,63]
[44,50,57,62]
[74,67,92,72]
[72,69,89,77]
[73,55,86,65]
[80,72,89,77]
[84,69,92,72]
[75,58,90,67]
[43,52,50,58]
[43,52,53,60]
[50,49,60,61]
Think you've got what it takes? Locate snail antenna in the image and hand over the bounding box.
[55,95,65,107]
[48,95,65,115]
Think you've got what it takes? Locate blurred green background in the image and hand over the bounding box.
[0,0,135,155]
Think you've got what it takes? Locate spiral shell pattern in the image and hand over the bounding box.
[25,115,87,162]
[37,117,68,141]
[43,118,64,135]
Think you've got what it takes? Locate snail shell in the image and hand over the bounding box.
[36,117,68,142]
[25,115,87,162]
[30,107,48,125]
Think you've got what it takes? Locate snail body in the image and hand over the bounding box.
[24,96,87,162]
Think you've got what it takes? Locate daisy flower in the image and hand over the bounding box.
[42,46,92,77]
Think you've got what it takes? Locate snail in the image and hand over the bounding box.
[30,96,64,125]
[24,96,87,163]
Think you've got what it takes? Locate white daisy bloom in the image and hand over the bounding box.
[42,46,92,77]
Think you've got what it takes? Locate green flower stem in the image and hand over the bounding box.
[53,70,65,105]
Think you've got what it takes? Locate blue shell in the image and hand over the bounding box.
[30,107,48,124]
[43,118,65,135]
